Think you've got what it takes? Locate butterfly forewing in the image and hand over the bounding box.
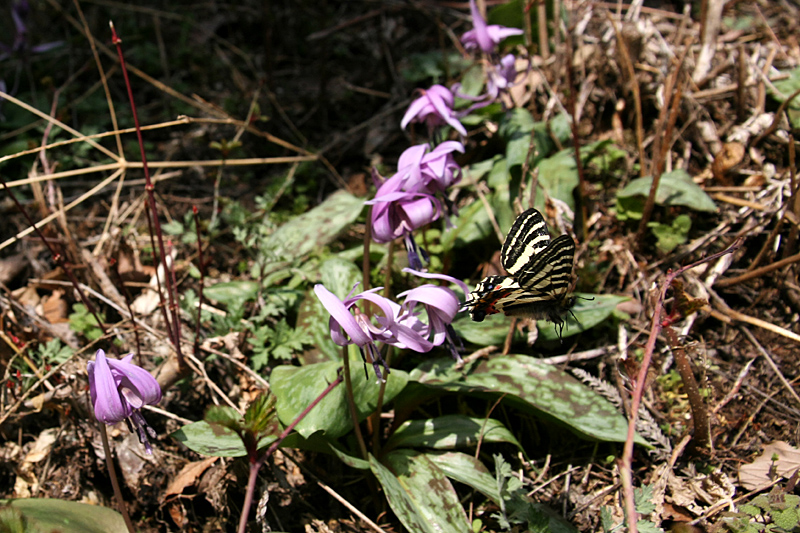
[501,208,552,276]
[513,234,575,295]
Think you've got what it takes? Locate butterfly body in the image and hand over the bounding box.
[463,209,576,333]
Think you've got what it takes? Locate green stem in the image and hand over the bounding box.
[99,424,136,533]
[342,345,368,460]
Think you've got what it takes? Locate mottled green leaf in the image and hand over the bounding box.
[772,66,800,128]
[270,358,408,439]
[375,450,470,533]
[454,293,626,344]
[427,451,501,504]
[264,190,364,260]
[171,421,277,457]
[411,355,643,444]
[0,499,126,533]
[385,415,521,451]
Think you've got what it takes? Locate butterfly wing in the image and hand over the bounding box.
[501,208,552,276]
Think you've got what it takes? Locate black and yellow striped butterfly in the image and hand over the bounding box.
[462,208,576,336]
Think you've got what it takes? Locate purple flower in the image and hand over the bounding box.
[366,172,441,244]
[461,0,524,54]
[87,349,162,454]
[401,85,467,137]
[487,54,518,100]
[397,269,469,359]
[314,284,398,380]
[394,142,465,194]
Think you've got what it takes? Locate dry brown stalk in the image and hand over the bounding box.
[715,250,800,288]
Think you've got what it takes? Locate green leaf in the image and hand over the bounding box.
[385,415,522,451]
[411,355,643,444]
[648,214,692,253]
[0,499,127,533]
[771,66,800,128]
[536,148,580,211]
[538,293,630,343]
[376,450,471,533]
[270,358,408,439]
[636,521,664,533]
[454,293,627,344]
[172,420,277,457]
[634,484,656,515]
[264,190,364,261]
[204,281,260,307]
[616,170,717,214]
[296,258,362,364]
[427,451,501,504]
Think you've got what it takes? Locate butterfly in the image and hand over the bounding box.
[462,208,577,336]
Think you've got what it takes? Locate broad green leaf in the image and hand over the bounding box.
[427,451,501,504]
[204,281,260,307]
[536,148,580,211]
[296,258,362,364]
[0,498,126,533]
[411,355,644,444]
[442,200,492,252]
[537,293,630,342]
[454,293,625,344]
[536,141,615,212]
[377,450,470,533]
[452,311,520,346]
[263,190,364,261]
[369,455,440,533]
[616,170,717,213]
[270,358,408,439]
[385,415,521,451]
[171,421,277,457]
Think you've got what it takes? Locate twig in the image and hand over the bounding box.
[740,327,800,405]
[715,250,800,288]
[619,239,741,532]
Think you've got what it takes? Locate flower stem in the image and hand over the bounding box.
[99,424,136,533]
[342,346,368,460]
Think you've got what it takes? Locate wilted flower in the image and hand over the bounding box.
[461,0,523,54]
[401,85,467,137]
[87,349,162,454]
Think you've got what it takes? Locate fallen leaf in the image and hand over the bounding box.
[165,457,218,499]
[739,441,800,490]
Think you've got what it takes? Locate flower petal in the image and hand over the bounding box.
[88,349,129,424]
[315,284,372,347]
[107,356,162,407]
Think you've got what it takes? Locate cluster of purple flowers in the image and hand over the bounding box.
[370,0,525,270]
[315,269,469,381]
[312,0,528,379]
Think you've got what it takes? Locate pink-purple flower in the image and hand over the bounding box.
[367,171,442,244]
[314,272,466,380]
[461,0,524,54]
[87,349,162,454]
[401,85,467,137]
